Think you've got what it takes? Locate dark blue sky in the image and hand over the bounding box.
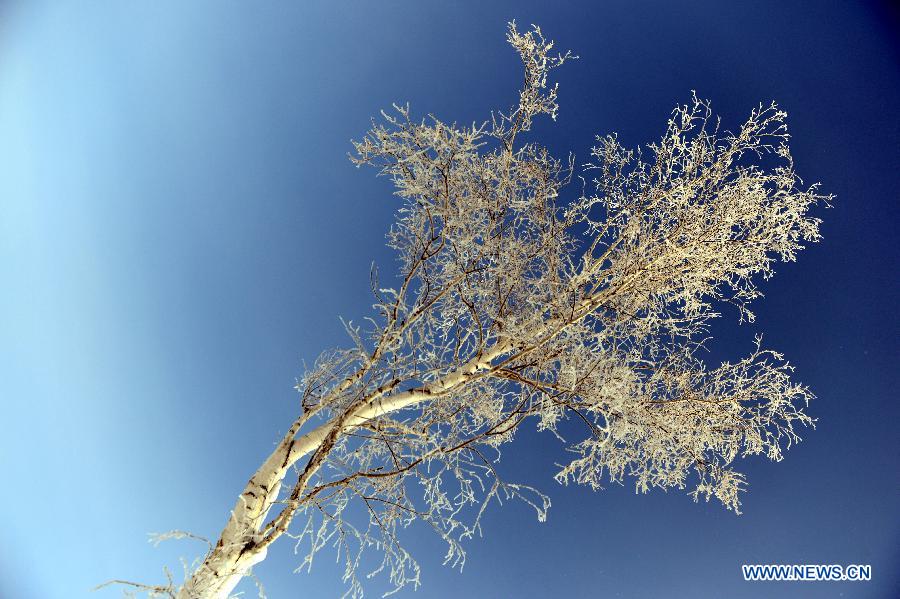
[1,2,897,598]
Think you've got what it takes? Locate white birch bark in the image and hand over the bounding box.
[177,347,508,598]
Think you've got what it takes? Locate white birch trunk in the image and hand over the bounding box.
[176,347,506,598]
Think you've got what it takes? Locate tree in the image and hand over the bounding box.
[109,22,826,598]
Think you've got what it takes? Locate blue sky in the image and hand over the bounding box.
[1,1,897,598]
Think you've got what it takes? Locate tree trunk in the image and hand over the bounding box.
[176,347,507,597]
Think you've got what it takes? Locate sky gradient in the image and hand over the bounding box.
[1,2,898,598]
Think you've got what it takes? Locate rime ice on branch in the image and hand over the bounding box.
[117,22,827,599]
